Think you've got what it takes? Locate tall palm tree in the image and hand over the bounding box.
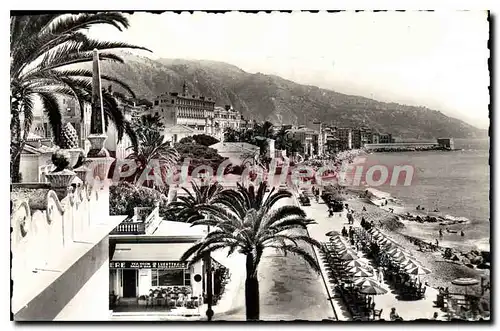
[167,180,225,321]
[10,13,150,182]
[181,182,322,320]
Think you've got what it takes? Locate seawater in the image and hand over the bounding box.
[362,138,490,251]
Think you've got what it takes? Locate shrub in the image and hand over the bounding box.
[109,182,172,219]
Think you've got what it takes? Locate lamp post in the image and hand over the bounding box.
[200,176,214,321]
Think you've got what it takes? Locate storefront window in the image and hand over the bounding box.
[151,269,185,286]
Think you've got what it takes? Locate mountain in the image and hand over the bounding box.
[91,51,487,140]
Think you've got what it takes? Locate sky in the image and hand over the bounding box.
[87,11,490,129]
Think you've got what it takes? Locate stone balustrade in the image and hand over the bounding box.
[11,178,121,319]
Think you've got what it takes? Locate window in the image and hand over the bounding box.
[151,269,185,286]
[171,100,175,104]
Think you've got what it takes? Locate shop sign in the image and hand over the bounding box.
[110,261,188,269]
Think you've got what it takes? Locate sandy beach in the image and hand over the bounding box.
[342,194,490,301]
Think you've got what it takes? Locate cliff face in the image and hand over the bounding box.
[86,51,486,139]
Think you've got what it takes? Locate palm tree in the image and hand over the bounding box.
[167,180,225,321]
[167,180,225,223]
[126,130,179,186]
[10,13,150,182]
[181,182,322,320]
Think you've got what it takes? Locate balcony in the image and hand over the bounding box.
[110,204,161,236]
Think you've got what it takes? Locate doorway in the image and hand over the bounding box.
[122,269,137,298]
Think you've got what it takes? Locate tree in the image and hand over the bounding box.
[109,181,174,220]
[131,113,164,145]
[10,13,150,182]
[180,182,321,320]
[167,181,224,223]
[174,142,227,174]
[126,129,179,186]
[182,134,219,147]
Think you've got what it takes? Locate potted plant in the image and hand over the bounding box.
[44,149,76,196]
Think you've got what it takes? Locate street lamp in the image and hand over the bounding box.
[200,176,214,321]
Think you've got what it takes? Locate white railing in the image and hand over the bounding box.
[10,181,115,314]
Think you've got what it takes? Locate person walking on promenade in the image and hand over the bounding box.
[378,266,384,282]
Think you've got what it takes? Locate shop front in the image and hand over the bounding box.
[109,243,204,299]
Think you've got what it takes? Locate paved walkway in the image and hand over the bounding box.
[213,197,334,321]
[303,197,446,321]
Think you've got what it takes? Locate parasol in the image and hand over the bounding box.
[358,283,387,295]
[377,237,389,245]
[326,231,341,237]
[386,247,400,255]
[403,262,420,271]
[344,260,367,268]
[391,251,406,260]
[347,266,369,274]
[406,266,431,275]
[350,269,374,277]
[340,250,359,260]
[399,258,418,268]
[354,277,380,287]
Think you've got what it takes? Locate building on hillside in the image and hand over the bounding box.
[372,132,380,144]
[286,126,319,157]
[379,133,393,144]
[360,127,373,147]
[150,83,243,141]
[337,128,353,151]
[211,105,243,141]
[150,82,216,133]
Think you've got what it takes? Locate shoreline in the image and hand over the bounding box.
[342,195,490,299]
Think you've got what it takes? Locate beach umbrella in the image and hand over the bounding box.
[340,250,359,260]
[347,266,370,274]
[358,283,387,306]
[326,231,341,237]
[406,266,431,276]
[386,247,399,255]
[403,261,420,271]
[377,237,389,245]
[354,277,380,288]
[359,284,387,295]
[344,260,366,268]
[398,258,418,268]
[391,251,406,259]
[350,269,374,277]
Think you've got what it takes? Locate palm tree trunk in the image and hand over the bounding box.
[245,254,260,320]
[10,109,22,183]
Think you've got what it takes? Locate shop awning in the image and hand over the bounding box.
[110,243,196,269]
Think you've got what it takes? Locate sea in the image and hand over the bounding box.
[361,138,490,252]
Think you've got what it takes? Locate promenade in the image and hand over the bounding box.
[213,197,334,321]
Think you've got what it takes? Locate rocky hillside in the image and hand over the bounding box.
[89,51,487,139]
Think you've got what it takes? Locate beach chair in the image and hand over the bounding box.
[374,309,383,320]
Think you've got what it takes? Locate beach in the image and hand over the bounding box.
[341,193,490,302]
